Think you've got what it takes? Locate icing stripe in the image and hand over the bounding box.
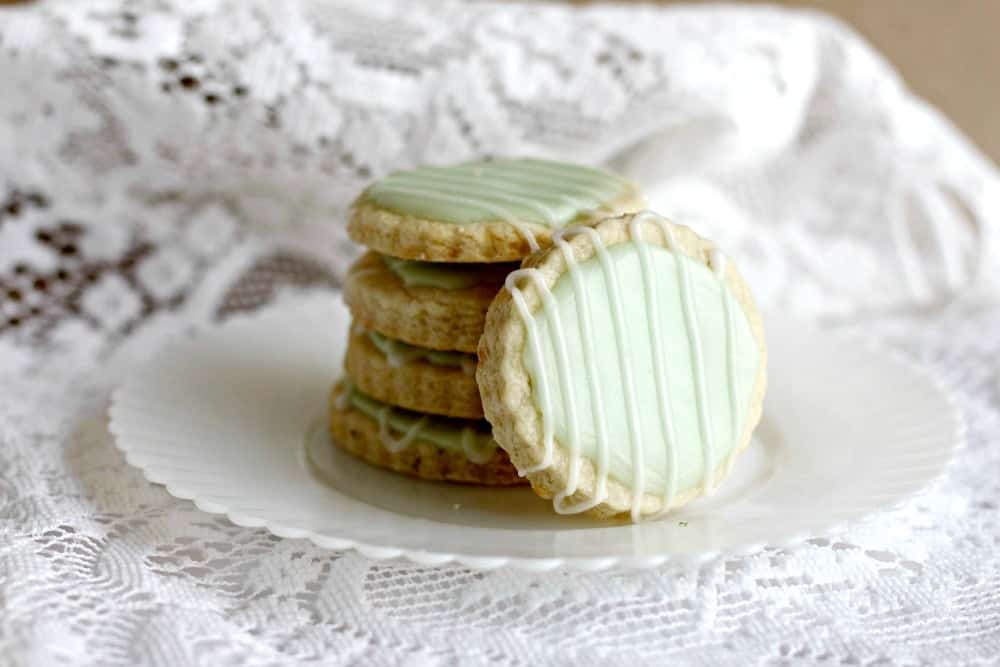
[423,162,619,193]
[501,159,630,187]
[462,427,494,464]
[630,213,680,516]
[411,164,622,204]
[711,249,741,453]
[381,179,559,222]
[366,330,476,375]
[341,382,495,458]
[378,405,428,454]
[664,221,717,494]
[369,159,635,252]
[404,170,606,214]
[557,226,646,520]
[551,234,610,513]
[506,275,556,473]
[372,184,541,251]
[506,269,581,483]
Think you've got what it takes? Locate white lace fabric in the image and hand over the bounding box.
[1,1,999,664]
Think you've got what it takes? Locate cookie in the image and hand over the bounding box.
[345,251,515,353]
[349,158,645,263]
[345,327,482,419]
[329,380,522,485]
[477,211,767,520]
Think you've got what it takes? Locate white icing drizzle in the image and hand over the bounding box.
[366,330,477,375]
[350,264,385,281]
[379,339,425,369]
[378,404,429,453]
[394,172,564,222]
[370,160,635,253]
[506,269,580,479]
[412,167,610,208]
[371,184,542,252]
[668,222,717,495]
[339,382,497,463]
[506,211,741,520]
[553,226,645,520]
[551,232,611,511]
[509,160,630,187]
[630,213,681,518]
[461,427,494,464]
[504,272,556,474]
[711,249,741,461]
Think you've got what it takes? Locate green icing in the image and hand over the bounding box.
[523,243,760,495]
[381,255,516,290]
[368,158,633,226]
[367,331,475,370]
[344,383,495,456]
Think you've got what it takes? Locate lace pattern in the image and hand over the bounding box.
[2,1,999,664]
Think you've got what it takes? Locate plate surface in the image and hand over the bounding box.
[109,295,962,571]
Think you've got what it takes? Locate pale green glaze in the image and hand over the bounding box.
[344,383,495,454]
[381,255,515,290]
[523,243,760,494]
[368,158,632,226]
[367,331,474,370]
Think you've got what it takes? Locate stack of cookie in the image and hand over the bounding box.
[330,158,645,485]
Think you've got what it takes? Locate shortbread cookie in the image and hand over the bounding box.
[329,381,522,485]
[345,328,482,419]
[349,158,645,263]
[345,251,515,353]
[478,211,767,520]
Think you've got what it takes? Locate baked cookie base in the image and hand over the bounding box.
[328,384,523,486]
[345,330,483,419]
[345,251,504,353]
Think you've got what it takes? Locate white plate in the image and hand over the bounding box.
[109,295,962,571]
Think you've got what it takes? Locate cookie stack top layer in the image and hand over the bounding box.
[349,158,645,262]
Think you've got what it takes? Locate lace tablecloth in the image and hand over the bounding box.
[2,1,999,664]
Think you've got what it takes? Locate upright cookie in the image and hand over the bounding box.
[477,211,767,520]
[349,158,645,262]
[344,251,516,352]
